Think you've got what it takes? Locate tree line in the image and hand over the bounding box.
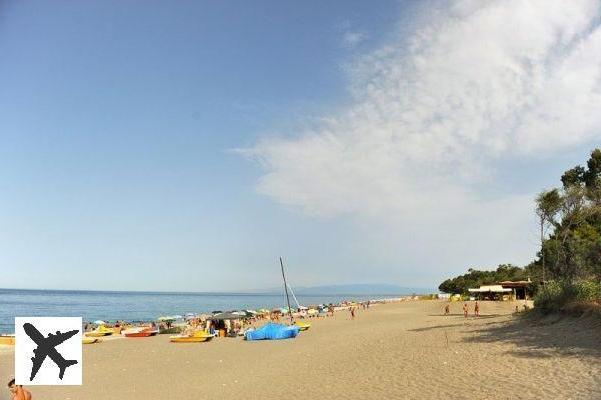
[439,149,601,305]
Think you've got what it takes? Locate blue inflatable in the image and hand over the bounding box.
[245,322,300,341]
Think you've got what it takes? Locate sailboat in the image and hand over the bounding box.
[244,258,303,341]
[280,258,311,332]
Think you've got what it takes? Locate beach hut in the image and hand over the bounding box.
[468,285,512,300]
[498,280,533,300]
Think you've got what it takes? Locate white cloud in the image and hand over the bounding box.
[342,31,367,48]
[240,0,601,273]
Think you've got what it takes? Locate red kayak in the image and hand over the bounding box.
[123,327,159,338]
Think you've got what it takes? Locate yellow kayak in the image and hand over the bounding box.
[82,337,101,344]
[0,335,15,346]
[294,321,311,331]
[170,331,215,343]
[85,325,114,337]
[85,331,111,337]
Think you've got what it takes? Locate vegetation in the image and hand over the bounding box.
[534,280,601,312]
[440,149,601,312]
[438,264,532,295]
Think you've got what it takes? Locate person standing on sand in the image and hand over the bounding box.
[474,301,480,317]
[462,303,468,318]
[444,304,450,315]
[7,379,32,400]
[350,306,356,320]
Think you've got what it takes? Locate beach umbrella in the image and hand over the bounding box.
[207,312,243,320]
[172,315,183,320]
[93,320,106,325]
[236,310,256,318]
[158,316,175,322]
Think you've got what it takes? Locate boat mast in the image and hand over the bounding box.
[287,283,301,309]
[280,257,294,323]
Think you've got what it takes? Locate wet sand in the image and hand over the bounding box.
[1,301,600,399]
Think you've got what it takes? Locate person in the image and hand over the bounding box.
[444,304,450,315]
[474,301,480,317]
[182,325,195,337]
[7,379,32,400]
[462,303,468,318]
[350,306,356,320]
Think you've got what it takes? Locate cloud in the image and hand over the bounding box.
[342,31,367,48]
[240,0,601,271]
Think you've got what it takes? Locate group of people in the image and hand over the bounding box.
[443,301,480,317]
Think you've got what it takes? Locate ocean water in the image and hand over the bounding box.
[0,288,404,333]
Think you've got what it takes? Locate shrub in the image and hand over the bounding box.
[573,280,601,302]
[534,280,601,312]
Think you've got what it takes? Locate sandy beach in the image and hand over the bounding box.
[1,300,600,400]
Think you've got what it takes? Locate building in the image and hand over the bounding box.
[468,279,534,300]
[468,285,512,300]
[498,280,533,300]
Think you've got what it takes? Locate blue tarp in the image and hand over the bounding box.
[244,322,300,341]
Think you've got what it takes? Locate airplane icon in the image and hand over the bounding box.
[23,323,79,381]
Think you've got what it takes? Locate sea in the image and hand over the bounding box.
[0,288,407,333]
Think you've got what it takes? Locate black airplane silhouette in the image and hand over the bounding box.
[23,323,79,381]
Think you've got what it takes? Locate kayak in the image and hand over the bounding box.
[170,331,215,343]
[85,325,114,337]
[82,337,101,344]
[0,335,15,345]
[123,327,159,338]
[294,321,311,331]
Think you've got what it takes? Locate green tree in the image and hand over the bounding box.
[535,189,562,283]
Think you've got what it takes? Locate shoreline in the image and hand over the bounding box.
[0,294,413,335]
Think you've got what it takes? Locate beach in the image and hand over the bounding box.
[1,300,600,399]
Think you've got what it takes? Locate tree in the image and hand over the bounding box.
[584,148,601,189]
[561,166,585,189]
[535,189,562,283]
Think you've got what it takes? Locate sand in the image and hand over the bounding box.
[1,300,600,399]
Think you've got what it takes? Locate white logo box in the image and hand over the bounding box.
[15,317,82,385]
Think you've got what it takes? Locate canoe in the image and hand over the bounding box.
[85,331,112,337]
[123,328,159,338]
[294,321,311,331]
[82,337,101,344]
[170,332,215,343]
[85,325,114,337]
[0,335,15,345]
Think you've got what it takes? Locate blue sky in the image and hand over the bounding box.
[1,0,601,291]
